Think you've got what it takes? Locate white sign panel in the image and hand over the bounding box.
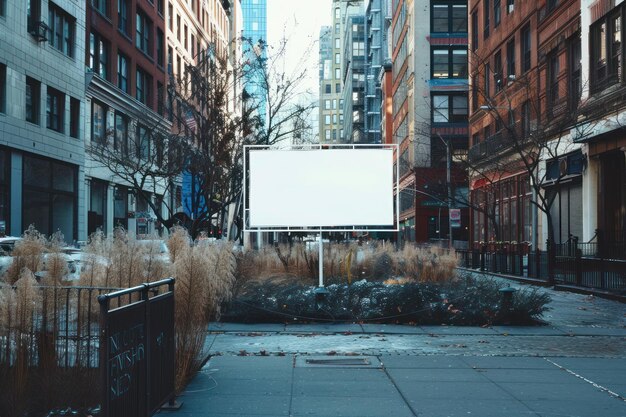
[248,148,394,228]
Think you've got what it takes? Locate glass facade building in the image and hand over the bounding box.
[241,0,268,128]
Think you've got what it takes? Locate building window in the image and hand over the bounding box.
[547,51,559,109]
[92,0,108,16]
[471,11,478,51]
[118,0,129,34]
[484,62,490,98]
[136,125,150,160]
[591,9,622,92]
[431,47,467,78]
[507,0,514,14]
[0,63,5,114]
[335,7,340,19]
[483,0,490,39]
[23,156,77,240]
[521,23,531,73]
[48,3,75,58]
[89,31,110,80]
[157,29,164,67]
[432,2,467,33]
[184,24,188,50]
[157,0,164,15]
[332,99,337,109]
[46,86,64,133]
[324,99,331,109]
[88,179,107,235]
[432,94,468,123]
[168,2,173,29]
[325,114,331,124]
[176,14,180,40]
[335,68,341,79]
[136,10,152,55]
[92,101,107,145]
[335,38,340,49]
[335,53,341,64]
[136,67,151,106]
[325,129,330,140]
[27,0,42,34]
[336,83,340,93]
[113,185,128,229]
[494,49,503,92]
[568,32,582,109]
[114,112,128,154]
[117,52,129,93]
[70,97,80,139]
[521,100,530,138]
[0,0,5,17]
[506,38,515,80]
[26,77,41,124]
[494,0,501,28]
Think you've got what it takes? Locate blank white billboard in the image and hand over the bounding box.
[248,148,394,228]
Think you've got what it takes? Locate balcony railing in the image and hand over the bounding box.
[468,131,514,162]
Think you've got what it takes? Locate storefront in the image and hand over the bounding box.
[22,154,78,241]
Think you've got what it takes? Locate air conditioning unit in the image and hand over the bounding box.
[29,20,49,42]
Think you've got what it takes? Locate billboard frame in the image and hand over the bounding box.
[243,143,399,233]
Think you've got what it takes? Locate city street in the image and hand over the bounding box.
[170,280,626,417]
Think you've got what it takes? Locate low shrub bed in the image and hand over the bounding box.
[222,275,551,326]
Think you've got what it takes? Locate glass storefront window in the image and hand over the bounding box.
[22,155,77,241]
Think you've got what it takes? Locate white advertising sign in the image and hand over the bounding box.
[247,148,395,229]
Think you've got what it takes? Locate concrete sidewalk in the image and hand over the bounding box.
[166,280,626,417]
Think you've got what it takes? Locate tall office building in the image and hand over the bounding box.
[241,0,267,128]
[318,26,334,143]
[392,0,469,243]
[342,14,366,143]
[0,0,87,241]
[364,0,390,144]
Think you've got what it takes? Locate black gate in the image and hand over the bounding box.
[98,278,175,417]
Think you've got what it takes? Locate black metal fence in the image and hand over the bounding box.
[99,278,175,417]
[457,246,626,294]
[0,286,117,369]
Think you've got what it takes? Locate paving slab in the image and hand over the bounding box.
[359,324,426,334]
[208,322,285,332]
[379,355,468,369]
[559,326,626,336]
[284,323,364,334]
[420,325,499,335]
[290,395,415,417]
[386,367,488,382]
[410,398,539,417]
[491,325,567,335]
[460,356,556,370]
[525,399,626,417]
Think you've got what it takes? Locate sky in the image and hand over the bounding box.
[266,0,333,97]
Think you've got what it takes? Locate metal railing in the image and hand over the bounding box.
[457,245,626,294]
[99,278,175,417]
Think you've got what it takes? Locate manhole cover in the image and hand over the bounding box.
[296,356,381,368]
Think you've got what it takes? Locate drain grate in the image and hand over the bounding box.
[306,358,370,366]
[297,356,381,368]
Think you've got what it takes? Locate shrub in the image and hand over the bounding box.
[222,274,551,326]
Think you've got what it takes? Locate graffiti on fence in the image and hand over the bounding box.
[108,323,146,398]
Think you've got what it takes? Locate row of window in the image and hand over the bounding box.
[89,30,161,109]
[323,129,344,141]
[91,101,157,163]
[23,75,81,137]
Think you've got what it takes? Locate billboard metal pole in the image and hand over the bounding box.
[318,232,324,287]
